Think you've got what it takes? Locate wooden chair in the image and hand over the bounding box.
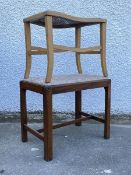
[23,11,108,83]
[20,11,111,161]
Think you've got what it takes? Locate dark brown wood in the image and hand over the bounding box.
[20,77,111,95]
[75,91,82,126]
[104,84,111,139]
[20,75,111,161]
[43,89,53,161]
[25,124,44,141]
[53,117,90,129]
[20,80,44,94]
[51,79,110,94]
[37,117,90,133]
[37,113,105,133]
[36,112,105,133]
[20,87,28,142]
[80,112,105,123]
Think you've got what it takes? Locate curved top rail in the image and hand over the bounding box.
[23,11,106,28]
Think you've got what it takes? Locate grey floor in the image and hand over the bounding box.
[0,123,131,175]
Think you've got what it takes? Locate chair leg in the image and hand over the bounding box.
[24,54,32,79]
[45,16,54,83]
[24,22,32,79]
[44,90,53,161]
[104,84,111,139]
[75,27,82,74]
[100,22,108,77]
[20,88,28,142]
[75,91,82,126]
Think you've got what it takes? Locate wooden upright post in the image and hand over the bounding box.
[24,22,32,79]
[45,16,54,83]
[100,22,108,77]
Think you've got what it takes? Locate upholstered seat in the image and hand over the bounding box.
[23,11,106,28]
[23,74,108,87]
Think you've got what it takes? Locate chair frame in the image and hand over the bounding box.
[24,11,108,83]
[20,77,111,161]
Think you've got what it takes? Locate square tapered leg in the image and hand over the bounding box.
[20,87,28,142]
[44,89,53,161]
[75,91,82,126]
[104,84,111,139]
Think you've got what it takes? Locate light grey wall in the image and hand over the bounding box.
[0,0,131,114]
